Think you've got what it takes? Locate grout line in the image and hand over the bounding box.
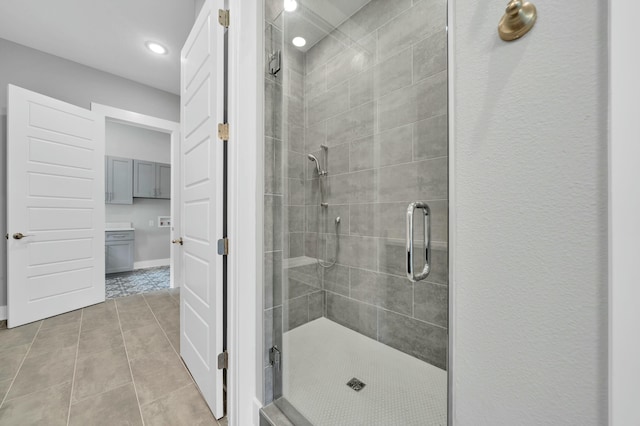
[66,310,84,425]
[0,320,44,408]
[141,294,194,381]
[114,299,147,426]
[324,288,448,331]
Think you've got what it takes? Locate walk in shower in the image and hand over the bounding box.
[263,0,448,424]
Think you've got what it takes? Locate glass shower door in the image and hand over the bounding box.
[263,0,449,424]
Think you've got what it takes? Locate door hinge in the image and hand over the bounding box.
[218,9,230,28]
[217,351,229,370]
[217,238,229,256]
[269,346,281,371]
[218,123,229,141]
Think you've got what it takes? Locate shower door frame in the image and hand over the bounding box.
[253,1,458,424]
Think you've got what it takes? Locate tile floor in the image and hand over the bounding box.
[105,266,170,299]
[0,288,224,425]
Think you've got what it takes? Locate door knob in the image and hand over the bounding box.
[172,237,183,245]
[13,232,32,240]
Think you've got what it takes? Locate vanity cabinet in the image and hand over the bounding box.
[105,156,133,204]
[105,230,134,273]
[133,160,171,199]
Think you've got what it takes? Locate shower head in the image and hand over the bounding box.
[307,154,325,176]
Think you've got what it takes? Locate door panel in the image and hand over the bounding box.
[179,0,225,418]
[7,85,104,327]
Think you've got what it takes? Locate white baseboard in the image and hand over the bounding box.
[133,258,170,270]
[0,305,6,321]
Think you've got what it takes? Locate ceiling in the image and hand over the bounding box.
[0,0,197,95]
[285,0,371,52]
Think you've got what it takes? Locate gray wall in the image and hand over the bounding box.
[452,0,608,424]
[0,38,180,308]
[106,121,171,264]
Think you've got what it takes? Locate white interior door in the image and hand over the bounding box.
[7,85,104,328]
[179,0,225,418]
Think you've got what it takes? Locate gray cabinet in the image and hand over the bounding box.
[156,163,171,199]
[105,230,134,273]
[133,160,171,199]
[105,156,133,204]
[133,160,156,198]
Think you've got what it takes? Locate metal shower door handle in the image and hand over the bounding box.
[406,202,431,282]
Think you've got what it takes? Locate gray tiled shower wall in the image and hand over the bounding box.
[263,0,448,405]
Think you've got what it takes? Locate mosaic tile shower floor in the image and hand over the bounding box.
[106,266,170,299]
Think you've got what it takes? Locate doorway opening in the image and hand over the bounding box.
[92,103,181,301]
[104,119,173,298]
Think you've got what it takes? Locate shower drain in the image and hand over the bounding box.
[346,377,366,392]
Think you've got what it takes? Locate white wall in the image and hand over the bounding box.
[106,120,171,163]
[0,38,180,309]
[451,1,608,424]
[106,121,171,264]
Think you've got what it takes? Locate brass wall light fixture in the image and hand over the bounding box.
[498,0,537,41]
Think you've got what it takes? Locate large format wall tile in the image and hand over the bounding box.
[265,79,282,139]
[326,234,378,271]
[377,0,446,60]
[378,71,447,132]
[307,82,349,125]
[323,264,350,297]
[349,125,413,172]
[413,30,447,83]
[326,45,374,89]
[326,293,377,340]
[326,101,376,146]
[378,157,448,202]
[349,68,374,108]
[306,32,347,74]
[414,281,448,327]
[264,195,283,251]
[264,137,282,195]
[374,47,413,98]
[378,309,447,369]
[326,169,377,204]
[340,0,412,42]
[264,251,283,309]
[305,65,326,100]
[413,114,448,161]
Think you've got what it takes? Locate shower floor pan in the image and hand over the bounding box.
[282,317,446,425]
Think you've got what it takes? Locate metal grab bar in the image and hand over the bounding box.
[406,202,431,282]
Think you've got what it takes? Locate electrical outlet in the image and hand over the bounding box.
[148,219,154,227]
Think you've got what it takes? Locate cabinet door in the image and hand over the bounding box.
[133,160,156,198]
[156,163,171,199]
[105,241,134,273]
[106,156,133,204]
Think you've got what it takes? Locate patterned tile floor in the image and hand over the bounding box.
[106,266,170,299]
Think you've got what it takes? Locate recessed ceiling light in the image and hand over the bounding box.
[292,37,306,47]
[145,41,168,55]
[284,0,298,12]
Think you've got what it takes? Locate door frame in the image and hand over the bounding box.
[609,0,640,423]
[227,0,640,424]
[91,103,181,288]
[227,0,262,424]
